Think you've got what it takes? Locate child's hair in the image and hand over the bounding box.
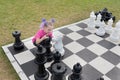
[40,18,55,28]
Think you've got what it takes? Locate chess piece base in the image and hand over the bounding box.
[68,75,84,80]
[34,71,49,80]
[13,42,24,50]
[51,75,66,80]
[105,27,113,34]
[96,29,105,36]
[109,36,120,42]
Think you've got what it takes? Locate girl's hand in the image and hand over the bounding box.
[42,35,49,40]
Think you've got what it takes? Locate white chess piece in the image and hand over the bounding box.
[88,11,96,29]
[95,13,102,28]
[115,20,120,35]
[109,28,120,42]
[52,34,65,56]
[96,21,106,36]
[105,18,113,34]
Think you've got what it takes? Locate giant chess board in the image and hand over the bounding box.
[2,19,120,80]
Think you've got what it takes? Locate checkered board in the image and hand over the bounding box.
[2,19,120,80]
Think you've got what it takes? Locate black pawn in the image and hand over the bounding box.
[68,63,83,80]
[50,51,62,72]
[34,45,49,80]
[53,51,62,64]
[42,37,53,62]
[97,77,104,80]
[12,31,24,50]
[51,63,67,80]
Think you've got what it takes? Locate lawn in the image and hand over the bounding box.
[0,0,120,80]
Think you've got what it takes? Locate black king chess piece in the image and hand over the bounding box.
[12,31,24,50]
[51,63,67,80]
[41,36,53,62]
[34,45,49,80]
[68,63,84,80]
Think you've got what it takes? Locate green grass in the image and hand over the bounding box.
[0,0,120,79]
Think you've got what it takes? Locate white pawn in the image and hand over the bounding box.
[96,21,106,36]
[110,28,120,42]
[105,18,113,34]
[52,34,65,56]
[95,13,102,28]
[115,20,120,35]
[88,11,96,29]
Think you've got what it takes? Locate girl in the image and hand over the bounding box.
[32,19,54,46]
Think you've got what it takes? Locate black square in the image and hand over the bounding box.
[59,28,73,34]
[76,23,88,28]
[101,51,120,65]
[97,40,116,49]
[21,60,37,77]
[82,64,103,80]
[76,37,94,47]
[63,36,73,45]
[77,30,91,36]
[8,46,28,55]
[62,47,73,60]
[106,67,120,80]
[30,47,38,56]
[95,33,110,38]
[76,49,98,62]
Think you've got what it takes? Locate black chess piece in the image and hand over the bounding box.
[12,31,24,50]
[68,63,84,80]
[34,45,49,80]
[41,37,53,62]
[51,63,67,80]
[95,8,115,22]
[97,77,104,80]
[50,51,62,72]
[53,51,62,64]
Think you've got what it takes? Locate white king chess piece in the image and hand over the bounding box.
[52,34,65,56]
[105,18,113,34]
[96,21,106,36]
[95,13,102,28]
[110,28,120,42]
[88,11,96,29]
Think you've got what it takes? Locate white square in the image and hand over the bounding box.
[24,40,35,49]
[86,34,103,43]
[63,54,87,69]
[66,32,83,40]
[68,25,82,31]
[14,50,35,65]
[84,28,97,34]
[87,44,108,56]
[110,46,120,56]
[53,30,64,37]
[117,63,120,69]
[89,57,114,74]
[103,75,111,80]
[65,41,85,53]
